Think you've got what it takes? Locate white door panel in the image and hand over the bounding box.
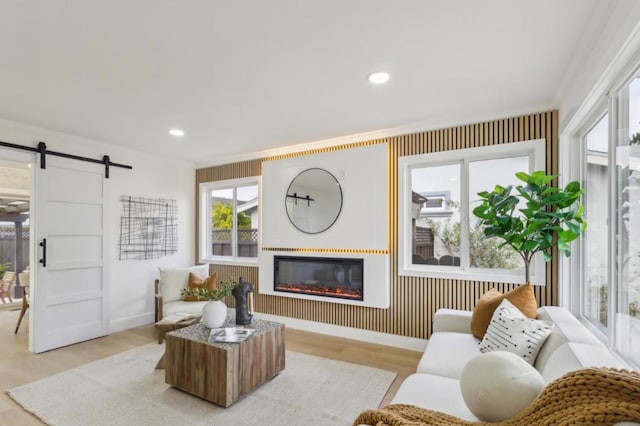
[45,203,103,231]
[34,156,109,352]
[46,235,103,264]
[42,166,104,202]
[48,298,103,330]
[46,267,103,296]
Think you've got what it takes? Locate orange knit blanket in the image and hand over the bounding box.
[354,367,640,426]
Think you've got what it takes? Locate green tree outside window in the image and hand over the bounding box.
[422,218,521,269]
[212,202,252,229]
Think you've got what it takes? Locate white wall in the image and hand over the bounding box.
[558,1,640,310]
[260,143,390,308]
[558,0,640,130]
[0,118,195,332]
[262,144,388,250]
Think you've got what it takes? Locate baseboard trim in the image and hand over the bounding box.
[111,313,154,333]
[137,309,427,352]
[253,312,427,352]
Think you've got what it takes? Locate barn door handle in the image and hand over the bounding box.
[39,238,47,268]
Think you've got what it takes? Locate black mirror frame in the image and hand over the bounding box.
[285,168,343,234]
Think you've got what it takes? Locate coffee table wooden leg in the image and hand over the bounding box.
[155,353,165,370]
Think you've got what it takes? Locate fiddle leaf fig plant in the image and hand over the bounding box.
[472,170,586,284]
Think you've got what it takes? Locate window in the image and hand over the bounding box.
[416,190,454,218]
[398,139,546,283]
[575,68,640,368]
[616,77,640,365]
[582,114,609,332]
[199,177,259,264]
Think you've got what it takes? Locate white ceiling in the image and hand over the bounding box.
[0,0,613,166]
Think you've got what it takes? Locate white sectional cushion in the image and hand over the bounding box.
[460,351,545,422]
[535,306,604,372]
[391,373,478,422]
[432,309,473,333]
[479,299,553,365]
[416,332,481,379]
[539,342,627,383]
[158,265,209,303]
[393,305,638,426]
[162,300,208,318]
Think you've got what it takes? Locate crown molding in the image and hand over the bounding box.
[194,102,554,168]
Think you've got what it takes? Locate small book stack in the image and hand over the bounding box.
[156,313,197,325]
[209,327,255,343]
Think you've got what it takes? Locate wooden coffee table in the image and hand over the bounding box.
[164,317,285,407]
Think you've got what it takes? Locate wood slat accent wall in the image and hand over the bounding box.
[196,110,559,339]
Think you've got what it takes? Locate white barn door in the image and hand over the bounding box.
[33,156,109,353]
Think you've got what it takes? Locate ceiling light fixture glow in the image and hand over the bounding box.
[169,128,185,137]
[368,71,390,84]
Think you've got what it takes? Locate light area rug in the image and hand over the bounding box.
[8,343,396,426]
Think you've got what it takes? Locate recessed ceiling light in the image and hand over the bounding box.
[368,71,390,84]
[169,128,185,137]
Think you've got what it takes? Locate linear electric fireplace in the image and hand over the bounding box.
[274,255,364,301]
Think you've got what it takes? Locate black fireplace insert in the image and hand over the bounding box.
[274,255,363,301]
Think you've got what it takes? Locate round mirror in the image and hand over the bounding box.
[285,168,343,234]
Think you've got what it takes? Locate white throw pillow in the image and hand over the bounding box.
[460,351,546,422]
[479,298,554,365]
[158,265,209,303]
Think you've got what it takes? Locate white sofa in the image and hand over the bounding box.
[391,306,637,423]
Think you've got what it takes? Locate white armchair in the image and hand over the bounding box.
[154,265,210,322]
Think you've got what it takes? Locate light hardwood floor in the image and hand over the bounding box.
[0,308,422,425]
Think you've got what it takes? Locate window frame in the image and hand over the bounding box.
[199,176,260,266]
[565,61,640,370]
[398,139,546,283]
[577,109,611,341]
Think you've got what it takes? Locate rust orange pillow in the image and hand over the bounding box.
[470,284,537,339]
[183,271,218,301]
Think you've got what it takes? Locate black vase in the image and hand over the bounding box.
[232,277,254,325]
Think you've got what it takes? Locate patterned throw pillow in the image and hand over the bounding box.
[470,284,538,339]
[479,299,554,365]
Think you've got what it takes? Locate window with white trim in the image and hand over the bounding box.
[199,177,259,264]
[576,68,640,367]
[582,113,609,333]
[398,139,546,283]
